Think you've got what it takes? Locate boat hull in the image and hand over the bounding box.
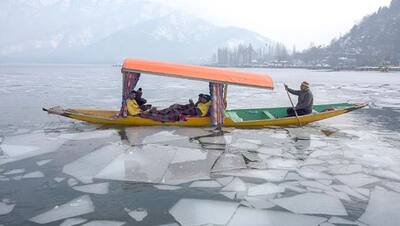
[44,103,367,128]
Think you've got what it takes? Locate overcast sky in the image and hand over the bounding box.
[153,0,392,50]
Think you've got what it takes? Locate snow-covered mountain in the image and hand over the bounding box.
[0,0,273,63]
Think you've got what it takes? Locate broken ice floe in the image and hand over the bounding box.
[169,199,239,226]
[81,220,126,226]
[227,207,326,226]
[328,216,356,225]
[0,201,15,215]
[214,169,287,182]
[244,197,276,209]
[329,164,362,175]
[3,168,25,175]
[247,183,285,196]
[215,176,234,186]
[63,143,125,183]
[0,132,65,165]
[60,129,117,141]
[30,195,94,224]
[54,177,66,183]
[60,217,87,226]
[221,177,247,192]
[68,178,79,187]
[220,191,236,199]
[358,187,400,226]
[73,183,109,195]
[332,185,368,201]
[22,171,44,179]
[383,181,400,193]
[36,159,52,166]
[297,167,333,179]
[189,180,221,188]
[126,208,148,221]
[153,185,181,190]
[273,193,347,216]
[335,173,379,187]
[212,153,246,172]
[96,144,219,185]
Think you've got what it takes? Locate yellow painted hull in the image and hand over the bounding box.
[46,103,367,128]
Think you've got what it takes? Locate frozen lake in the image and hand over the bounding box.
[0,64,400,226]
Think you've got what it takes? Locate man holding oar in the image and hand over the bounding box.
[284,81,314,117]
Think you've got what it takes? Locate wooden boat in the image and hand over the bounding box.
[44,58,367,128]
[44,103,366,127]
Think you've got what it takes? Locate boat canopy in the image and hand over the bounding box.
[122,58,274,89]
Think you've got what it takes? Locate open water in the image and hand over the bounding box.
[0,65,400,226]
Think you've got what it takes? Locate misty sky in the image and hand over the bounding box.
[152,0,392,50]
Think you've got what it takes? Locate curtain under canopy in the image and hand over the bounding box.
[118,72,141,117]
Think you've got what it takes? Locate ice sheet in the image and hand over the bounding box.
[68,178,79,187]
[332,185,368,201]
[96,144,174,183]
[248,183,285,196]
[3,168,25,175]
[60,130,117,141]
[335,173,379,187]
[359,188,400,226]
[297,167,333,179]
[263,158,299,170]
[273,193,347,216]
[73,183,109,195]
[384,181,400,193]
[0,132,65,165]
[189,180,221,188]
[81,221,126,226]
[36,159,52,166]
[0,201,15,215]
[220,191,236,199]
[329,164,362,174]
[328,216,356,225]
[163,150,220,185]
[212,153,246,172]
[0,144,39,157]
[299,181,333,192]
[221,177,247,192]
[244,197,276,209]
[63,143,125,183]
[60,218,87,226]
[215,169,288,182]
[169,199,239,226]
[227,207,326,226]
[142,131,186,144]
[54,177,65,183]
[126,208,148,221]
[153,185,181,190]
[30,195,94,224]
[22,171,44,179]
[216,176,234,186]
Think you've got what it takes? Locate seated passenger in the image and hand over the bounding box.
[133,87,152,111]
[140,93,212,122]
[127,92,142,116]
[194,94,211,117]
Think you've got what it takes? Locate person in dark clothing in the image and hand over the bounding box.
[132,88,152,111]
[284,81,314,117]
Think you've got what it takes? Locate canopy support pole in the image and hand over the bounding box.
[209,82,225,129]
[223,84,228,109]
[118,71,141,117]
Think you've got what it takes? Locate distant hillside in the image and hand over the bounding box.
[297,0,400,67]
[0,0,273,64]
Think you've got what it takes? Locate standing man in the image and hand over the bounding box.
[284,81,314,117]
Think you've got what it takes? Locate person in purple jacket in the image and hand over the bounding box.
[284,81,314,117]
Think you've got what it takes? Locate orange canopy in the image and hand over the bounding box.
[122,58,274,89]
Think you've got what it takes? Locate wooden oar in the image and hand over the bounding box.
[285,84,302,127]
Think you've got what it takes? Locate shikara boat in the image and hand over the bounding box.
[44,58,367,128]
